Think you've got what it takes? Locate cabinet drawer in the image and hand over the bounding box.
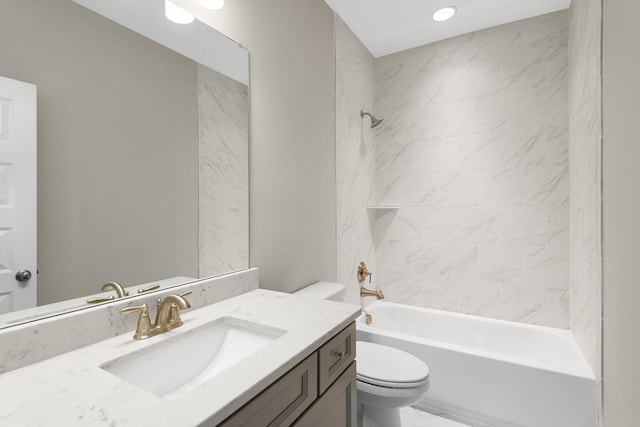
[318,322,355,395]
[219,352,318,427]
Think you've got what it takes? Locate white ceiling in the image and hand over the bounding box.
[324,0,571,57]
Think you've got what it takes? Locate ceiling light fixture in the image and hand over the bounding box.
[197,0,224,10]
[432,6,457,22]
[165,0,194,24]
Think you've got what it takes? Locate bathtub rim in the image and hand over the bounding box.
[358,300,595,381]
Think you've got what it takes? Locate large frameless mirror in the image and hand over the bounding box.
[0,0,249,328]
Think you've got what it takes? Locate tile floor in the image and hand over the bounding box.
[399,407,477,427]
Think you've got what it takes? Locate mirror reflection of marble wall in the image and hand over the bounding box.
[0,0,248,310]
[198,64,249,277]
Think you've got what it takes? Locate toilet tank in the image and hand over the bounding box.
[293,281,346,302]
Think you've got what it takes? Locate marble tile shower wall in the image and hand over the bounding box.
[371,12,570,327]
[198,65,249,277]
[568,0,602,376]
[335,16,377,303]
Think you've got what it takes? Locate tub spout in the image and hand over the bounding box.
[360,287,384,300]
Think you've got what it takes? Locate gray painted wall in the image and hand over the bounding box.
[0,0,199,304]
[603,0,640,424]
[181,0,337,292]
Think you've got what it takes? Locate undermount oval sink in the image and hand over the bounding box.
[100,317,286,400]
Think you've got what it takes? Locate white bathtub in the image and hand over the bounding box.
[356,301,597,427]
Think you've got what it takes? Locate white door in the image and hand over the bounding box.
[0,76,37,313]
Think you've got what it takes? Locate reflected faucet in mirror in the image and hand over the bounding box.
[86,282,129,305]
[137,284,161,294]
[102,282,129,298]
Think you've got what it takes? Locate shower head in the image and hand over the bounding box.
[361,110,384,128]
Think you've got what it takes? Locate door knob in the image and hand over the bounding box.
[15,269,32,282]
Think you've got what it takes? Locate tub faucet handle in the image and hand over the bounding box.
[358,261,373,283]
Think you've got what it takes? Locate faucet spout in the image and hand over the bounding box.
[360,287,384,300]
[101,281,129,298]
[155,294,191,331]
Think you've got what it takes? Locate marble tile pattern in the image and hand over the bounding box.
[369,12,570,327]
[335,15,379,303]
[568,0,602,381]
[198,64,249,278]
[0,289,360,426]
[0,268,259,374]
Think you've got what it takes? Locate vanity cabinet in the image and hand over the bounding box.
[219,322,356,427]
[293,363,356,427]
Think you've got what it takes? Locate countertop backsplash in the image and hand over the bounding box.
[0,268,259,374]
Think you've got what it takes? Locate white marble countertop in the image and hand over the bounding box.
[0,289,361,426]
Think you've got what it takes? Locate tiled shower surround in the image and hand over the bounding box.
[337,12,571,328]
[335,17,378,304]
[568,0,602,377]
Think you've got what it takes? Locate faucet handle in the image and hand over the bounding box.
[86,295,116,304]
[137,284,160,294]
[120,304,147,315]
[357,262,373,283]
[120,304,153,340]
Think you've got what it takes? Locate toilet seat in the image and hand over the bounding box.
[356,341,429,389]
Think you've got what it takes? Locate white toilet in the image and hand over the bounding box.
[293,281,430,427]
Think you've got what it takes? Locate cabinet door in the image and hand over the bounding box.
[293,362,356,427]
[318,323,355,394]
[219,353,318,427]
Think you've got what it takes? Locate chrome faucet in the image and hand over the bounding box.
[120,292,191,340]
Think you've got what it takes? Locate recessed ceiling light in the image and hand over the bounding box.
[197,0,224,10]
[432,6,457,22]
[165,0,194,24]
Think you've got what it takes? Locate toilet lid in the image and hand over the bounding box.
[356,341,429,389]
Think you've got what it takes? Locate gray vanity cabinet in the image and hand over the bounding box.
[218,323,356,427]
[292,362,356,427]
